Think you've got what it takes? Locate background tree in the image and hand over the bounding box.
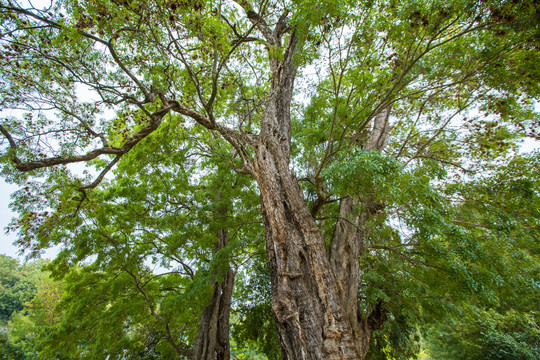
[8,276,69,360]
[0,255,67,359]
[0,0,539,359]
[0,255,46,324]
[425,306,540,360]
[421,153,540,360]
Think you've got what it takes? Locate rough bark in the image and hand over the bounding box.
[328,198,387,359]
[254,139,358,359]
[328,107,393,357]
[192,228,235,360]
[329,197,370,357]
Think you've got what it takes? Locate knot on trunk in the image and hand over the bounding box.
[364,201,385,216]
[367,299,387,331]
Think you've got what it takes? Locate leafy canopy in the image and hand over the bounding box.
[0,0,539,358]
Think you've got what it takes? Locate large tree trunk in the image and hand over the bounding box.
[253,138,358,359]
[243,16,391,357]
[249,31,359,357]
[191,228,235,360]
[252,96,392,359]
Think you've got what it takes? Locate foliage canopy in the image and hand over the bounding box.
[0,0,539,358]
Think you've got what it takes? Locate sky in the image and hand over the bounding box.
[0,178,60,260]
[0,179,19,258]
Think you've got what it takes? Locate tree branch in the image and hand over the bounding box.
[0,103,174,192]
[122,265,192,358]
[369,245,443,270]
[1,3,107,45]
[233,0,274,45]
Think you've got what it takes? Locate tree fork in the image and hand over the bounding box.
[245,12,365,355]
[253,139,359,359]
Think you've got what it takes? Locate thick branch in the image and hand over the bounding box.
[0,104,173,176]
[233,0,274,44]
[82,155,121,190]
[0,124,22,167]
[107,40,152,101]
[168,100,257,174]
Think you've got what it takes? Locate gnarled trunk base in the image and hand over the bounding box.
[254,139,360,359]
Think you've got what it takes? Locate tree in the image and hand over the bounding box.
[34,135,260,359]
[0,255,48,360]
[425,306,540,360]
[1,0,539,358]
[0,255,46,324]
[8,276,68,360]
[423,154,540,360]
